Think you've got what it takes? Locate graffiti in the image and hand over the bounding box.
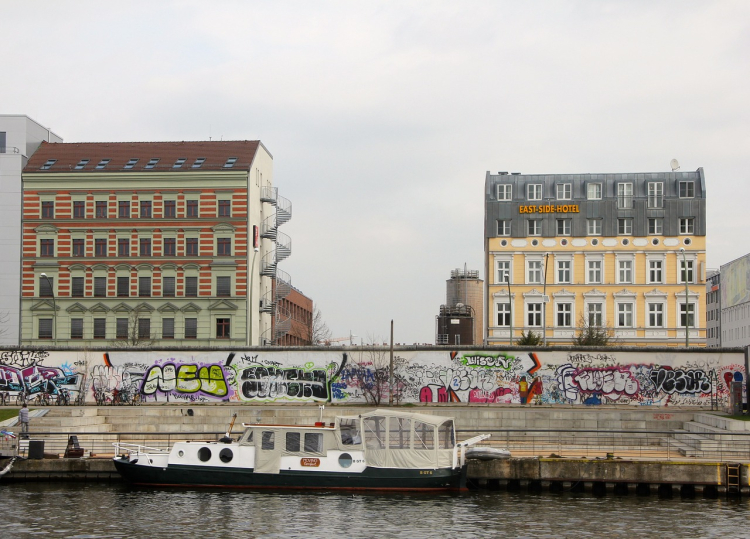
[461,353,515,370]
[555,363,639,401]
[240,366,328,401]
[0,350,50,368]
[649,367,712,395]
[567,353,616,365]
[142,363,228,398]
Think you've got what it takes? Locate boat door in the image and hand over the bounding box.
[253,428,282,474]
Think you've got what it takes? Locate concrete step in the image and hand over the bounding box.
[685,421,750,442]
[693,413,750,432]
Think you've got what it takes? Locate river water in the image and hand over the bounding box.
[1,483,748,538]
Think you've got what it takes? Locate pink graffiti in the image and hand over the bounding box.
[468,387,513,403]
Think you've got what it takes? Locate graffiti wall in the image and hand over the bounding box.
[0,347,744,407]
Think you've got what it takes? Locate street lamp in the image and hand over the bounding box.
[40,272,56,343]
[679,247,689,347]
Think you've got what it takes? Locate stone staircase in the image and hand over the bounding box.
[662,413,750,460]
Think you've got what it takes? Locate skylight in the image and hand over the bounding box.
[40,159,57,170]
[95,159,111,170]
[74,159,90,170]
[191,157,206,169]
[144,158,160,170]
[222,157,238,169]
[123,158,139,169]
[173,157,187,169]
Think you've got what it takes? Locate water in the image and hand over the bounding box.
[0,483,748,538]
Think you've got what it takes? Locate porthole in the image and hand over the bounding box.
[338,453,353,469]
[219,448,234,463]
[684,238,692,245]
[622,238,629,246]
[178,450,184,458]
[591,239,599,246]
[500,239,508,247]
[531,239,539,246]
[652,238,659,245]
[198,447,212,462]
[561,239,568,246]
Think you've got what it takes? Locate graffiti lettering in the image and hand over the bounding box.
[0,350,49,368]
[650,367,711,395]
[142,363,228,397]
[240,366,328,401]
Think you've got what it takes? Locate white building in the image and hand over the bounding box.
[719,253,750,348]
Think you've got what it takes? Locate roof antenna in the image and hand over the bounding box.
[670,159,680,171]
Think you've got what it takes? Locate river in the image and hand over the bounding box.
[0,483,747,538]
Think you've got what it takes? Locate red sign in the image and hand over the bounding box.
[301,458,320,467]
[253,225,259,249]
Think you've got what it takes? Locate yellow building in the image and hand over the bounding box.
[484,170,706,347]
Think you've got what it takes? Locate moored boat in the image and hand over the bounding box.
[113,409,489,491]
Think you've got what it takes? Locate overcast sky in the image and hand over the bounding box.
[4,1,749,344]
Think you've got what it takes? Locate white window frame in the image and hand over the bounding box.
[497,220,511,236]
[679,218,694,234]
[679,181,695,198]
[678,258,695,284]
[496,302,511,326]
[526,302,542,327]
[617,259,633,284]
[527,184,542,201]
[587,183,602,200]
[587,219,601,236]
[648,218,663,235]
[556,259,571,284]
[497,184,512,201]
[556,218,571,236]
[586,302,604,327]
[648,182,664,208]
[556,302,572,327]
[648,259,664,284]
[496,259,511,284]
[556,183,571,200]
[616,302,634,328]
[527,259,543,284]
[679,302,696,328]
[587,259,602,284]
[617,218,633,235]
[527,219,541,236]
[617,182,633,209]
[647,302,665,328]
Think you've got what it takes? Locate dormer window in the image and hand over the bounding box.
[222,157,238,169]
[191,157,206,169]
[40,159,57,170]
[144,158,160,169]
[173,157,187,168]
[95,159,111,170]
[74,159,90,170]
[124,158,139,169]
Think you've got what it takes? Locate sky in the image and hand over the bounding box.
[4,0,749,344]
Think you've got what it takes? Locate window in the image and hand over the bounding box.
[497,184,512,200]
[163,276,175,297]
[93,318,106,339]
[617,183,633,209]
[679,218,694,234]
[556,183,571,200]
[138,318,151,339]
[95,238,107,256]
[139,276,151,297]
[94,276,106,297]
[556,303,572,327]
[185,276,198,297]
[117,238,129,257]
[617,303,633,327]
[173,158,187,169]
[144,158,159,169]
[648,303,664,327]
[679,181,695,198]
[72,277,84,297]
[39,276,54,297]
[185,318,197,338]
[39,318,52,339]
[191,157,206,169]
[162,318,175,339]
[286,432,301,452]
[679,259,695,283]
[186,200,198,217]
[71,319,83,339]
[217,276,231,297]
[186,238,198,256]
[163,238,176,256]
[587,183,602,200]
[73,201,85,218]
[527,303,542,326]
[557,260,571,283]
[118,200,130,218]
[222,157,238,169]
[587,219,601,236]
[163,200,176,218]
[556,219,571,236]
[74,159,90,170]
[648,182,664,208]
[40,159,57,170]
[496,303,511,326]
[527,220,541,236]
[124,158,139,169]
[496,260,511,284]
[95,201,107,218]
[217,238,231,256]
[140,238,151,256]
[216,318,231,338]
[304,433,323,453]
[649,260,663,283]
[680,303,695,328]
[218,200,231,217]
[40,239,54,257]
[587,260,602,284]
[497,220,510,236]
[95,159,111,170]
[140,200,152,218]
[116,318,128,339]
[648,218,663,235]
[618,260,633,284]
[587,303,603,326]
[527,260,542,284]
[42,201,54,218]
[117,276,129,297]
[617,218,632,235]
[527,184,542,201]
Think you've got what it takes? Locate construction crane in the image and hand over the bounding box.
[318,332,359,346]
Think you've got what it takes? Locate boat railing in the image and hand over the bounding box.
[453,434,492,468]
[113,441,170,456]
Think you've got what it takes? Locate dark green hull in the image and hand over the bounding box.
[113,458,467,491]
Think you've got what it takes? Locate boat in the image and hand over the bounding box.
[465,446,511,460]
[112,409,489,491]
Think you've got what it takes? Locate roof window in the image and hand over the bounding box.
[191,157,206,169]
[144,158,160,170]
[173,157,187,169]
[74,159,90,170]
[40,159,57,170]
[123,158,139,169]
[95,159,111,170]
[222,157,238,169]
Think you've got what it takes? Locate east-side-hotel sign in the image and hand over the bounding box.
[519,204,581,214]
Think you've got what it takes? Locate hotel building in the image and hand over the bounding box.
[484,169,706,347]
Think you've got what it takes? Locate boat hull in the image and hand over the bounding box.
[113,458,467,491]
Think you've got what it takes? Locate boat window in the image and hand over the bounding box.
[198,447,212,462]
[414,421,435,450]
[262,431,275,450]
[286,432,301,452]
[389,418,411,449]
[363,416,386,449]
[340,419,361,445]
[304,433,323,453]
[438,421,455,450]
[239,430,254,444]
[219,448,233,463]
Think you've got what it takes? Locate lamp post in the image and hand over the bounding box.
[40,272,56,343]
[506,274,513,346]
[680,247,689,347]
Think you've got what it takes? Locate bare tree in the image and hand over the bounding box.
[354,346,391,405]
[112,307,155,348]
[309,306,332,345]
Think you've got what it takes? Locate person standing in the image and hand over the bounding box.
[18,404,29,438]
